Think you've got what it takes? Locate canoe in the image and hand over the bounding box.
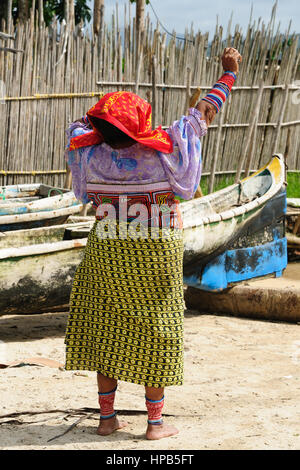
[0,183,83,231]
[0,153,287,314]
[0,221,93,315]
[181,153,287,290]
[66,154,287,291]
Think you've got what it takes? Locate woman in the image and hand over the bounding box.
[64,47,242,440]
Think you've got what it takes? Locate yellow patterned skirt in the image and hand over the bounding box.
[64,220,184,388]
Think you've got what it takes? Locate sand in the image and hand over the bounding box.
[0,310,300,450]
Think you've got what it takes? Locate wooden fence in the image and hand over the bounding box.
[0,2,299,190]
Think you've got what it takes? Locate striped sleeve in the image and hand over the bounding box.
[202,71,237,113]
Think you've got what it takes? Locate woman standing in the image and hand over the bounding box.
[64,48,241,440]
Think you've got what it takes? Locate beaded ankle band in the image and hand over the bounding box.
[98,385,117,420]
[145,395,164,426]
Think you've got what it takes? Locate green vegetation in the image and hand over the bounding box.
[199,173,300,198]
[6,0,92,26]
[200,175,235,196]
[175,172,300,202]
[285,173,300,198]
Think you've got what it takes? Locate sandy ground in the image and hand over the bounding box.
[248,262,300,289]
[0,309,300,450]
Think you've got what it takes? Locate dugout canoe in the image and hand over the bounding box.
[182,153,287,290]
[0,183,83,232]
[58,154,287,291]
[66,155,287,291]
[0,221,93,315]
[0,153,287,314]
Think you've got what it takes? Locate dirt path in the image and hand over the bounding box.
[0,310,299,450]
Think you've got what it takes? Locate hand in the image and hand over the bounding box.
[221,47,242,74]
[196,100,217,126]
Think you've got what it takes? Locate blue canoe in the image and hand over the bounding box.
[181,153,287,291]
[0,183,83,232]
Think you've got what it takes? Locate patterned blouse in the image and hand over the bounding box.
[65,107,208,202]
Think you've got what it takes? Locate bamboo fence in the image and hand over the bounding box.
[0,2,299,190]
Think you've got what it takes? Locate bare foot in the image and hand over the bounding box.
[146,422,179,440]
[97,415,128,436]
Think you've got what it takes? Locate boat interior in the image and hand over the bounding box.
[0,184,69,204]
[181,168,273,222]
[0,220,93,250]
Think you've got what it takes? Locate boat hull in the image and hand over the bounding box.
[183,187,286,273]
[0,154,288,312]
[0,248,85,315]
[0,184,83,231]
[0,223,89,315]
[182,154,287,290]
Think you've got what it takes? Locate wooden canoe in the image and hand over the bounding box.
[57,154,287,291]
[0,183,83,231]
[0,153,287,313]
[181,153,287,290]
[0,221,93,315]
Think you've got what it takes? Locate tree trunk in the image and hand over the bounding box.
[135,0,145,78]
[65,0,75,30]
[0,0,13,32]
[93,0,104,36]
[38,0,44,27]
[18,0,30,23]
[136,0,145,35]
[0,2,7,27]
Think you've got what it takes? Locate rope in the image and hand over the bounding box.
[148,0,194,43]
[48,187,64,201]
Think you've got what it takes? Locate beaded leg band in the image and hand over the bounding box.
[98,385,117,420]
[145,395,164,426]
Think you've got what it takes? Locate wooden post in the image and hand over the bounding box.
[244,113,258,178]
[65,0,75,32]
[235,80,264,183]
[189,87,202,108]
[284,127,291,187]
[136,0,145,54]
[134,30,144,95]
[152,55,157,129]
[18,0,30,23]
[272,85,290,155]
[5,0,13,33]
[64,164,72,190]
[94,0,104,36]
[208,108,225,193]
[185,67,191,114]
[30,0,36,29]
[135,0,145,92]
[293,216,300,235]
[38,0,44,27]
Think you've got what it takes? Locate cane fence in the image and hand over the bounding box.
[0,1,299,190]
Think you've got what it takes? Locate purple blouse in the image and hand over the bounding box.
[65,108,207,202]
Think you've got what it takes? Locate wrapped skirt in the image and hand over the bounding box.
[64,221,184,387]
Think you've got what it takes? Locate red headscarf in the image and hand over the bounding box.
[69,91,173,154]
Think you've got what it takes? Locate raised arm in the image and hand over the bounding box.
[196,47,242,126]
